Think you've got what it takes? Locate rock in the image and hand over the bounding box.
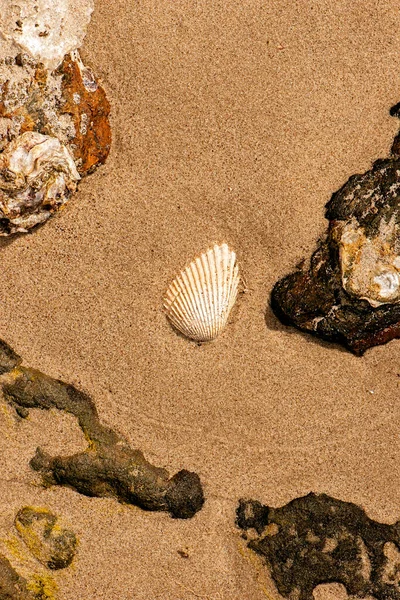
[0,339,22,375]
[0,0,94,71]
[0,554,35,599]
[237,493,400,600]
[15,507,77,571]
[271,104,400,354]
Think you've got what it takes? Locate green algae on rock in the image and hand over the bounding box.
[237,493,400,600]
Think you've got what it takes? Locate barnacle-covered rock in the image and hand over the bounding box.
[271,105,400,354]
[0,50,111,233]
[0,131,80,235]
[0,0,111,235]
[0,0,94,71]
[15,507,77,570]
[237,493,400,600]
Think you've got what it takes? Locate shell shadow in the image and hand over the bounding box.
[0,232,25,251]
[0,216,62,251]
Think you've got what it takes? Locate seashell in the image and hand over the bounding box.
[0,131,80,235]
[0,0,94,71]
[164,243,240,341]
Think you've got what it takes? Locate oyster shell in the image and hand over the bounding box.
[164,243,240,342]
[338,215,400,307]
[0,131,80,234]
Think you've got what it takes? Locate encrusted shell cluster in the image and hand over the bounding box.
[0,0,111,235]
[164,244,240,341]
[337,215,400,307]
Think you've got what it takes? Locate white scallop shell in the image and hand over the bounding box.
[164,244,240,341]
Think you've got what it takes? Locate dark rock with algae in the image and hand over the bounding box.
[237,493,400,600]
[0,339,204,520]
[0,555,35,600]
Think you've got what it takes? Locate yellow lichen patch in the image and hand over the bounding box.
[27,574,58,600]
[0,532,46,589]
[2,534,29,565]
[0,366,24,387]
[15,506,77,570]
[15,508,51,562]
[0,400,16,433]
[237,542,278,600]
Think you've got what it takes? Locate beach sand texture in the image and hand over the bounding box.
[1,1,400,598]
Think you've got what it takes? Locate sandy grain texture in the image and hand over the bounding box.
[1,1,400,598]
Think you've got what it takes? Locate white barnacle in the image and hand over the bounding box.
[373,271,400,300]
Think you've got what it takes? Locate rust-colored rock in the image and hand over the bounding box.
[0,51,111,233]
[59,52,111,175]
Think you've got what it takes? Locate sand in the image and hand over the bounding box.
[1,1,400,598]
